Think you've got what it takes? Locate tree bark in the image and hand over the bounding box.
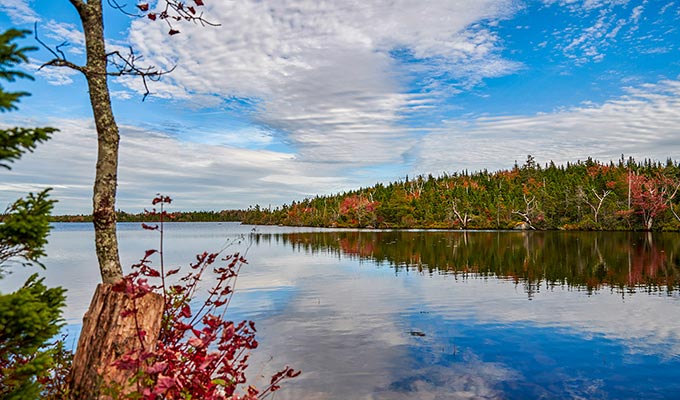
[69,284,164,399]
[77,0,123,284]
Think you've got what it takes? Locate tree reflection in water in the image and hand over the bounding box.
[252,230,680,297]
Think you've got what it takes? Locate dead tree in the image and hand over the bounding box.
[450,199,472,229]
[512,194,538,230]
[578,187,612,224]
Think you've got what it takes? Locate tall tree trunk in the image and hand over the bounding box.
[75,0,123,283]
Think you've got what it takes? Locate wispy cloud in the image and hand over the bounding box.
[541,1,645,64]
[5,0,679,214]
[0,117,364,213]
[29,58,80,85]
[125,0,519,167]
[414,79,680,174]
[0,0,39,24]
[42,20,86,55]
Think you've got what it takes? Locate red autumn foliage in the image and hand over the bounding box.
[339,195,377,215]
[133,0,214,36]
[110,196,299,399]
[629,174,673,230]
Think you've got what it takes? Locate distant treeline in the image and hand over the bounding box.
[50,210,245,223]
[242,156,680,231]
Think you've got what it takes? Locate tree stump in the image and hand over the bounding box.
[69,283,164,399]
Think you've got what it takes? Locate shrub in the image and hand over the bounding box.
[109,195,299,399]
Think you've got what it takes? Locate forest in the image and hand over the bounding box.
[241,156,680,231]
[45,156,680,231]
[49,209,245,223]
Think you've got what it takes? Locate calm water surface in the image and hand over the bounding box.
[1,222,679,399]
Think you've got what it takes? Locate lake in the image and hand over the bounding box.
[1,222,679,399]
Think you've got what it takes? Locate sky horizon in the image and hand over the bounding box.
[1,1,680,214]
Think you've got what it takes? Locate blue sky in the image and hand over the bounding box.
[1,0,680,213]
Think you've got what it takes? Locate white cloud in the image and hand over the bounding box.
[9,78,680,214]
[541,0,667,64]
[0,0,39,24]
[415,277,680,358]
[413,79,680,174]
[42,20,86,55]
[0,117,368,214]
[125,0,519,167]
[30,59,80,85]
[660,2,675,15]
[7,0,678,215]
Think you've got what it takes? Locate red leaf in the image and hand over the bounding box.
[144,249,158,258]
[194,0,204,5]
[152,195,172,205]
[137,3,149,11]
[142,223,158,230]
[180,304,192,318]
[168,29,180,35]
[148,13,157,20]
[166,267,181,276]
[188,6,196,14]
[154,375,176,394]
[146,361,167,374]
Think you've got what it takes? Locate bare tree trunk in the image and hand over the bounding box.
[68,2,141,398]
[73,0,123,283]
[69,284,164,399]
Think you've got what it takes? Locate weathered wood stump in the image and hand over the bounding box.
[69,283,163,399]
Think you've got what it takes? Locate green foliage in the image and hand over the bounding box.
[0,27,68,399]
[0,274,67,399]
[0,126,55,170]
[0,29,35,112]
[0,29,55,169]
[242,157,680,231]
[0,26,58,272]
[0,190,55,269]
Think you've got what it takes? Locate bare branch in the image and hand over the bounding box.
[512,194,537,229]
[40,1,217,101]
[105,48,176,100]
[34,23,87,74]
[107,0,143,17]
[450,200,471,228]
[40,58,87,74]
[36,20,175,100]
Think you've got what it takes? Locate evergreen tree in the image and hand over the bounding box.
[0,28,67,399]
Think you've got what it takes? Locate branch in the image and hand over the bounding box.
[107,0,144,17]
[156,0,221,35]
[40,58,87,74]
[40,1,217,100]
[34,23,87,74]
[106,48,176,100]
[108,0,220,35]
